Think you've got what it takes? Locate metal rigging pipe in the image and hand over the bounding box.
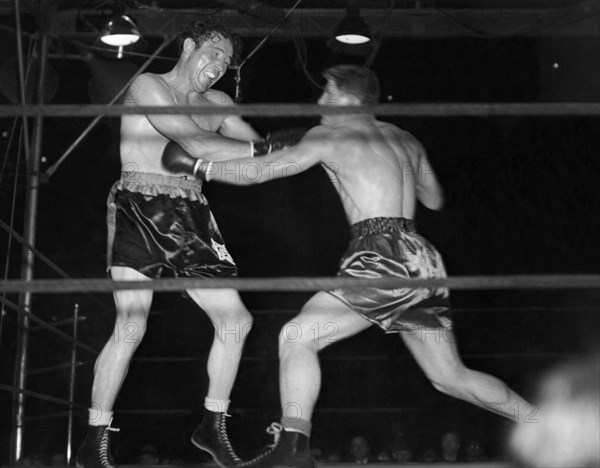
[10,2,49,459]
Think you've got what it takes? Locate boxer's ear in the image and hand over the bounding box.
[338,92,361,106]
[183,38,196,55]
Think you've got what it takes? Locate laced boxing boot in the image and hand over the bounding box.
[191,411,242,467]
[242,423,316,468]
[76,423,119,468]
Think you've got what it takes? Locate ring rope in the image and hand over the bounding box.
[128,351,589,364]
[1,103,599,118]
[1,274,598,294]
[0,296,98,354]
[0,218,113,315]
[164,305,597,315]
[148,305,599,316]
[0,382,88,410]
[114,407,422,416]
[125,408,477,415]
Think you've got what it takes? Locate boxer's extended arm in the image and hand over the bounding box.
[206,131,326,184]
[200,128,330,185]
[162,128,315,179]
[132,75,253,160]
[161,141,311,183]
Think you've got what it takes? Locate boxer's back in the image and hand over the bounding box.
[321,118,425,224]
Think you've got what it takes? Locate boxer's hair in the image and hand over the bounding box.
[178,18,242,67]
[322,64,380,104]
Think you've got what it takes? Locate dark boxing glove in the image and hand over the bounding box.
[162,141,206,180]
[252,127,307,156]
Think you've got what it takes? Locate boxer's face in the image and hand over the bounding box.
[184,33,233,92]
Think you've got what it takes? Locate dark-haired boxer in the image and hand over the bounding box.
[77,18,262,468]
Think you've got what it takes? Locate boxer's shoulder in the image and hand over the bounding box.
[130,73,178,104]
[312,124,353,143]
[133,72,166,90]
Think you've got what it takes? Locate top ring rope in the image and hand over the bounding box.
[1,103,599,118]
[0,274,598,294]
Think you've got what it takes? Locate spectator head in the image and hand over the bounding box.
[309,447,325,462]
[389,438,412,463]
[441,431,461,461]
[350,436,371,462]
[29,454,45,467]
[464,439,485,461]
[138,444,160,465]
[50,452,67,467]
[421,448,437,463]
[18,457,33,467]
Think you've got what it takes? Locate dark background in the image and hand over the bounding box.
[1,13,599,465]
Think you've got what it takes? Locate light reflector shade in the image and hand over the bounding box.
[100,15,140,46]
[333,10,371,44]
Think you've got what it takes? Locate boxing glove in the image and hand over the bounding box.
[162,141,205,179]
[252,127,308,156]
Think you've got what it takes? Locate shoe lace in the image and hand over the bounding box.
[99,424,120,468]
[265,422,282,448]
[240,422,282,466]
[219,412,242,462]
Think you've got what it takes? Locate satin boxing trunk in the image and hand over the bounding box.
[107,171,237,278]
[328,217,452,333]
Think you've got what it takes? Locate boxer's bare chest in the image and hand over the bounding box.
[181,90,225,132]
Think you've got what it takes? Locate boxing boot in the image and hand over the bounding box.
[76,423,119,468]
[191,411,242,467]
[242,423,316,468]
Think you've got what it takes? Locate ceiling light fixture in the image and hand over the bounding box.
[99,14,140,47]
[334,2,371,44]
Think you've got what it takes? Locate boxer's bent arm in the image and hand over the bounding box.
[212,91,262,142]
[416,149,444,210]
[219,116,262,142]
[131,75,253,161]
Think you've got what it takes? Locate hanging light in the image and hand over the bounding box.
[99,14,140,47]
[333,3,371,44]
